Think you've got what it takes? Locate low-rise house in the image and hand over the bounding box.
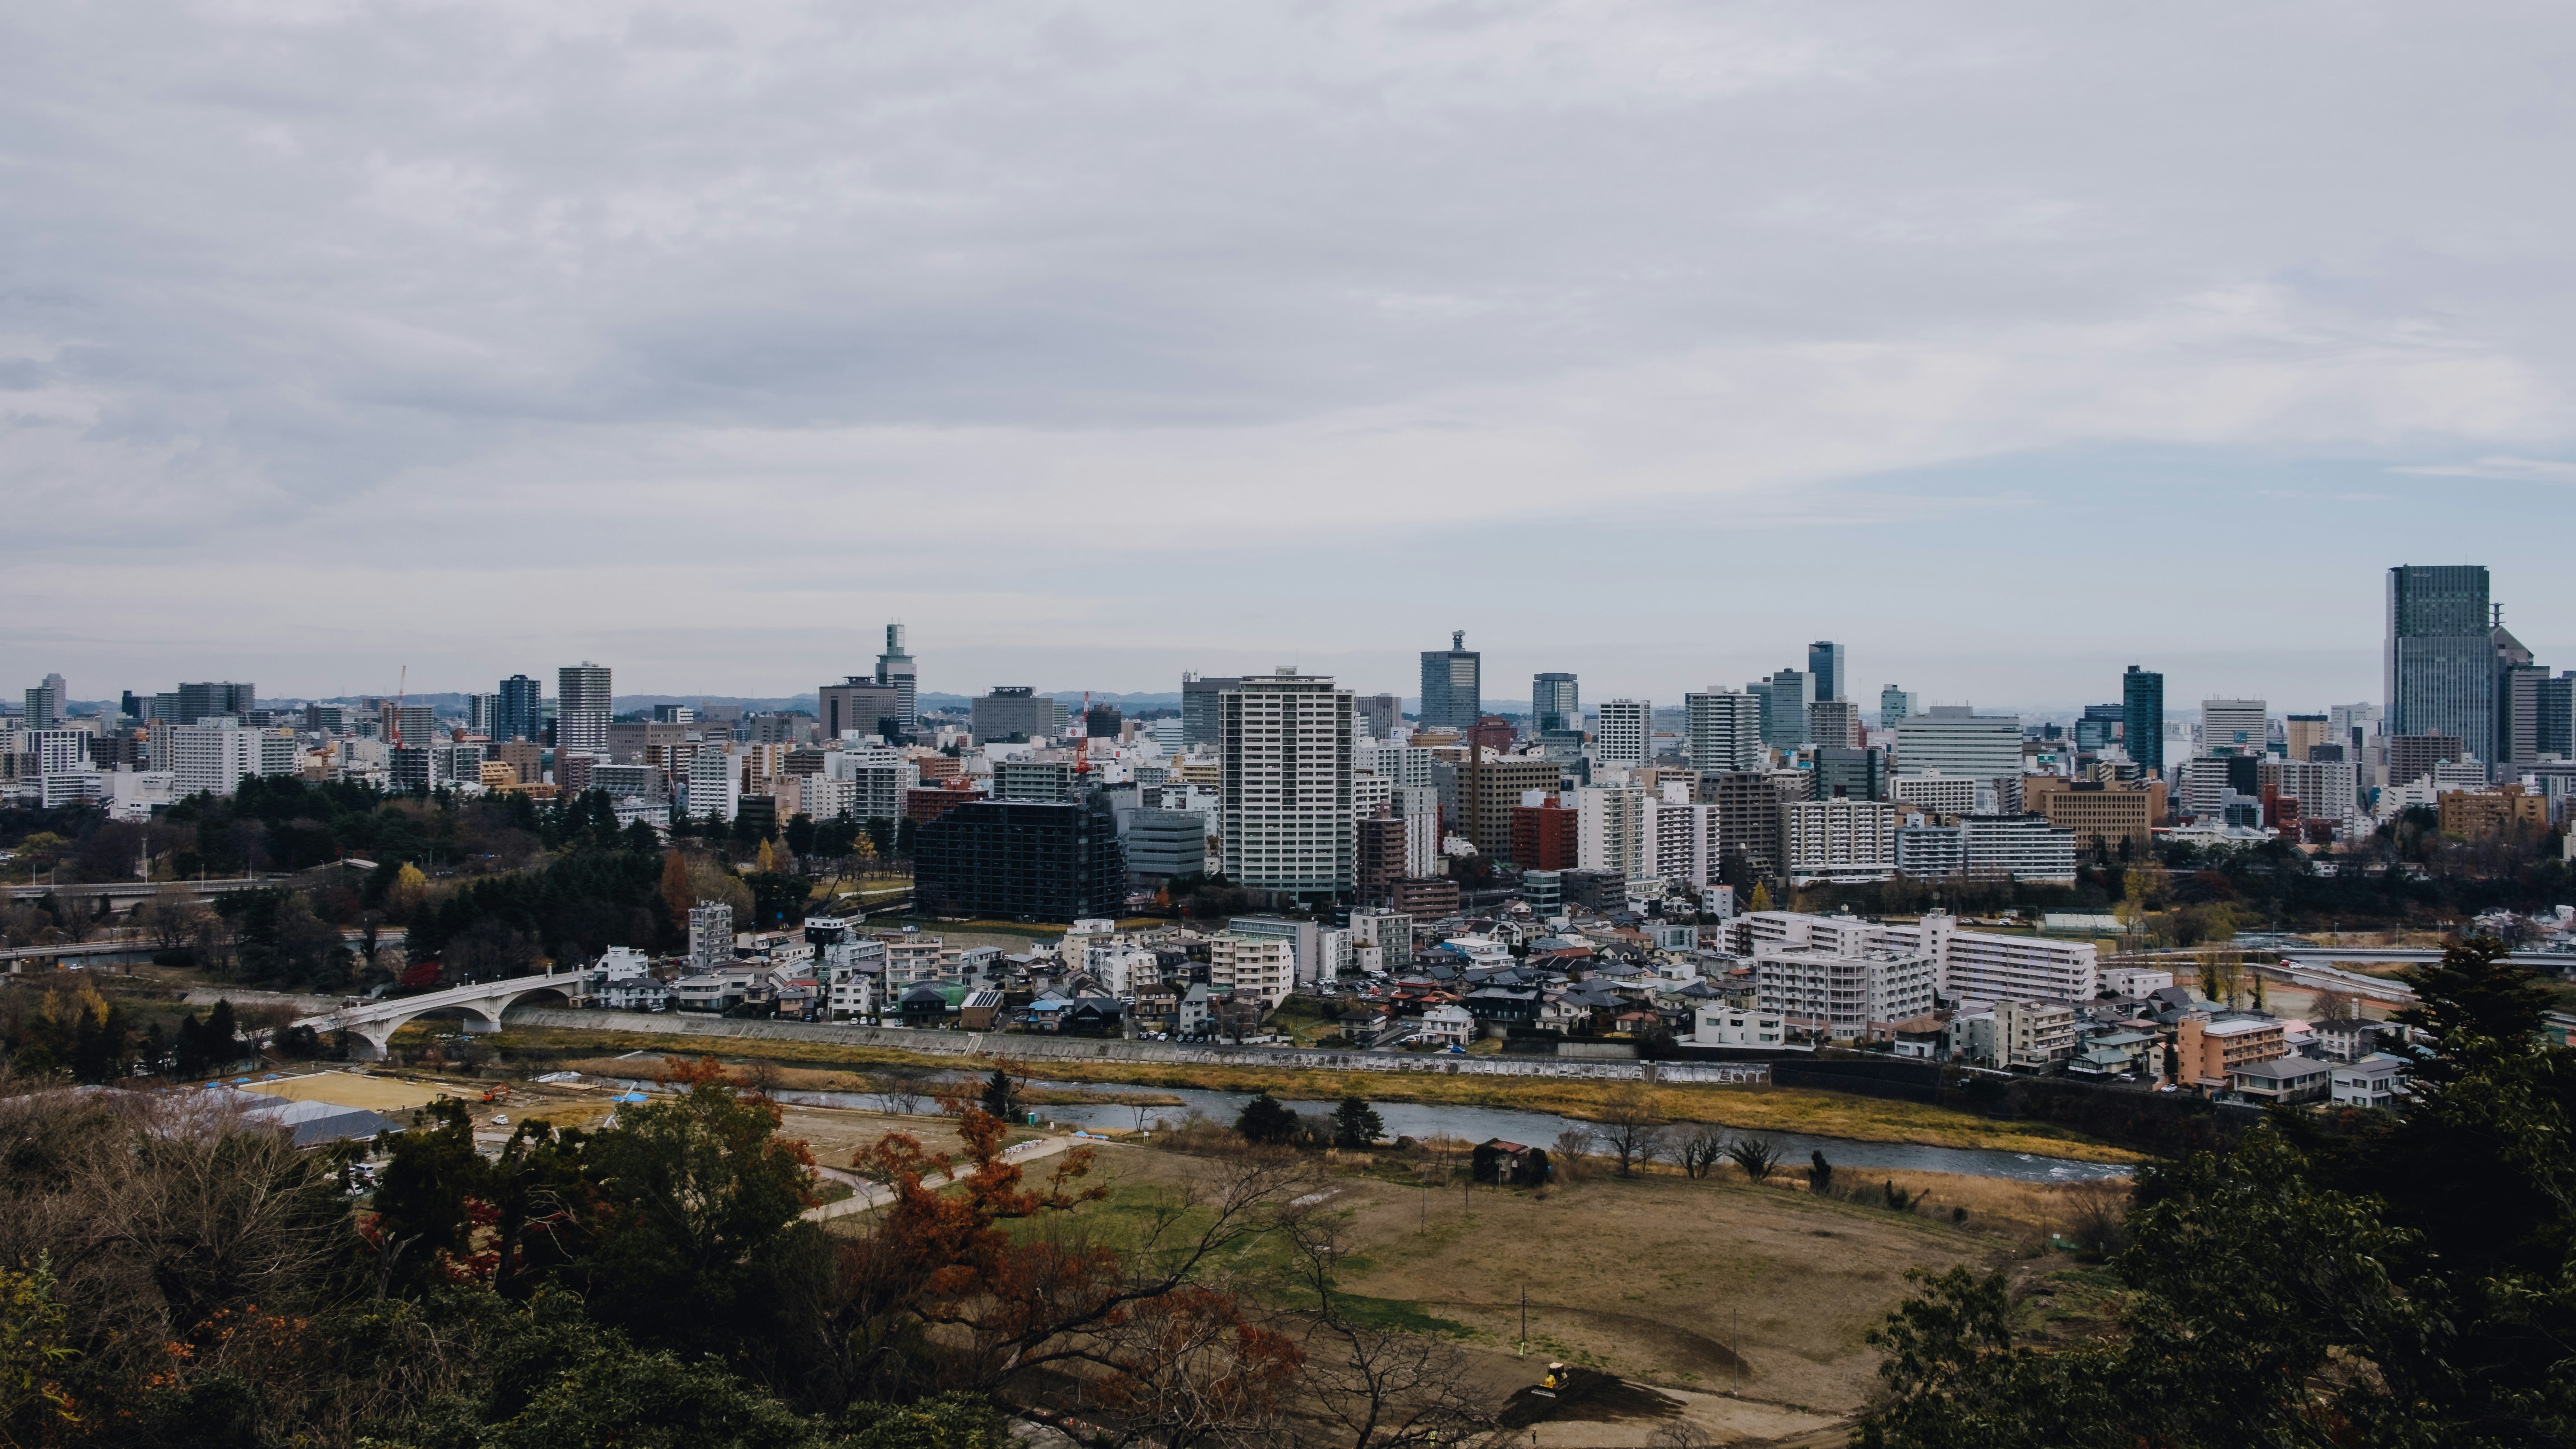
[2066,1029,2158,1079]
[959,989,1006,1031]
[2229,1055,2332,1104]
[1414,1003,1474,1047]
[2309,1016,2385,1063]
[1064,997,1125,1037]
[2330,1051,2410,1109]
[2176,1013,2286,1089]
[1692,1002,1789,1048]
[899,983,961,1027]
[1177,983,1213,1037]
[1885,1011,1950,1059]
[1463,987,1541,1031]
[1471,1138,1549,1185]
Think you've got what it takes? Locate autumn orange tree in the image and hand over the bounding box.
[830,1106,1314,1414]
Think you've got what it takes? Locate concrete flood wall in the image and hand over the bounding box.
[503,1008,1770,1086]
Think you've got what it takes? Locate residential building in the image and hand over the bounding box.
[1783,799,1897,884]
[1706,770,1784,880]
[2439,785,2548,838]
[2387,565,2493,757]
[2330,1053,2410,1109]
[1354,693,1401,739]
[994,759,1075,802]
[1573,784,1650,878]
[1876,911,2098,1002]
[2284,714,2334,762]
[1692,1002,1789,1048]
[1389,876,1461,917]
[2388,732,2466,790]
[2200,698,2269,756]
[1595,698,1649,765]
[1808,641,1846,703]
[1414,1003,1475,1047]
[1420,631,1481,732]
[22,677,63,730]
[495,674,544,744]
[1532,673,1580,734]
[971,687,1061,743]
[2123,667,2165,778]
[824,743,912,821]
[1683,689,1763,773]
[2175,1014,2286,1089]
[2258,758,2359,825]
[1218,669,1354,897]
[1207,931,1295,1007]
[1958,814,2077,883]
[1808,700,1861,749]
[1894,822,1963,877]
[684,746,741,823]
[913,795,1127,922]
[1993,999,2077,1071]
[1509,795,1579,871]
[552,663,610,754]
[167,720,273,799]
[2230,1056,2332,1104]
[688,901,733,970]
[1645,793,1721,887]
[1753,943,1934,1040]
[1894,707,2021,780]
[1458,753,1566,860]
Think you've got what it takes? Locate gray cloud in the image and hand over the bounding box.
[5,0,2575,702]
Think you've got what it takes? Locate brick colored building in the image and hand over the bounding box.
[2439,785,2548,839]
[1509,799,1579,870]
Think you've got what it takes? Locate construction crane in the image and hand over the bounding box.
[1074,691,1092,776]
[390,665,407,748]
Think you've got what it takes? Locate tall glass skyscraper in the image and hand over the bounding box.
[1807,641,1846,703]
[1419,631,1481,732]
[495,674,544,743]
[2386,565,2491,754]
[2123,666,2164,778]
[1531,672,1579,734]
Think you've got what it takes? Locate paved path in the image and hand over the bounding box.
[803,1132,1090,1222]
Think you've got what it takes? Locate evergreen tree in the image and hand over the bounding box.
[978,1069,1019,1120]
[1234,1092,1297,1145]
[1330,1095,1384,1148]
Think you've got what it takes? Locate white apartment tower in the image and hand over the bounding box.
[1594,699,1650,766]
[557,662,613,754]
[1683,689,1764,773]
[1219,669,1355,896]
[1573,785,1651,879]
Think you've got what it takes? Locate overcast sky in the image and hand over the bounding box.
[7,1,2574,716]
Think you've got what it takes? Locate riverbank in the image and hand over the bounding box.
[476,1022,2140,1164]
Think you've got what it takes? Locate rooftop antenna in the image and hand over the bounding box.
[391,665,407,748]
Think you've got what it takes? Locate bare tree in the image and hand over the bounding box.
[2308,987,2359,1023]
[1648,1422,1715,1448]
[1674,1124,1728,1181]
[1725,1137,1781,1183]
[872,1064,932,1115]
[1593,1083,1668,1177]
[1276,1204,1495,1448]
[1550,1127,1600,1182]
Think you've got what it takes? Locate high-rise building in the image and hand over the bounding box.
[1683,689,1763,773]
[557,663,611,754]
[970,687,1060,743]
[177,682,256,724]
[495,674,544,743]
[1894,707,2021,780]
[874,623,918,733]
[821,678,907,740]
[1418,631,1481,732]
[1808,700,1861,749]
[2073,704,2126,753]
[1532,673,1580,734]
[913,796,1127,922]
[1594,698,1649,765]
[464,692,502,737]
[2284,714,2332,762]
[1707,771,1785,882]
[1880,686,1918,727]
[2539,674,2575,762]
[2492,619,2541,775]
[1813,746,1887,802]
[1753,669,1815,749]
[1181,673,1240,749]
[381,703,438,749]
[22,675,64,730]
[1572,784,1650,878]
[2200,699,2268,757]
[688,902,734,970]
[2388,565,2493,755]
[1807,642,1846,703]
[1458,753,1564,860]
[2123,667,2165,778]
[1218,669,1355,897]
[1783,799,1896,885]
[2388,733,2465,791]
[1354,693,1400,739]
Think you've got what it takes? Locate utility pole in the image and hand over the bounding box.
[1519,1285,1528,1358]
[1733,1306,1741,1396]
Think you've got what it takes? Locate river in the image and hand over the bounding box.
[721,1079,2132,1184]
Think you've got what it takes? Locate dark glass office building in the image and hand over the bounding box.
[912,795,1127,922]
[2123,666,2164,778]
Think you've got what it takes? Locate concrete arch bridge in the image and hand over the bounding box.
[292,970,583,1060]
